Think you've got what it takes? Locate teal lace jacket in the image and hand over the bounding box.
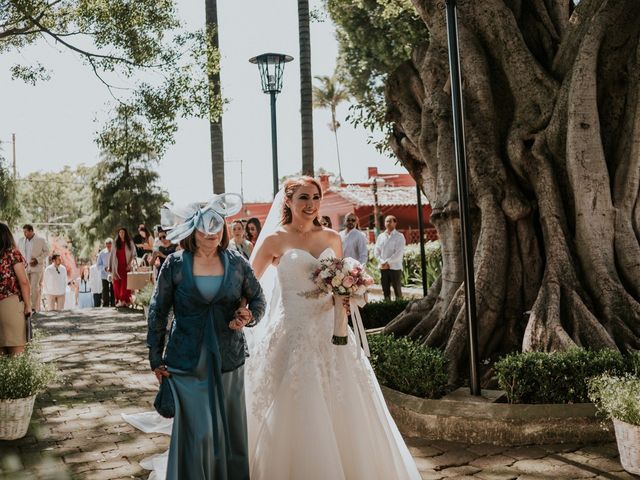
[147,249,266,373]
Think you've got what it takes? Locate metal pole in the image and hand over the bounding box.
[445,0,481,396]
[416,182,428,297]
[11,133,16,178]
[372,180,381,236]
[269,91,279,198]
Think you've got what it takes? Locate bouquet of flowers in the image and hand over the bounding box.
[304,257,374,355]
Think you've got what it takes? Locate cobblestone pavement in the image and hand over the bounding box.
[0,309,634,480]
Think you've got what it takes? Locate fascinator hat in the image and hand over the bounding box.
[161,193,243,243]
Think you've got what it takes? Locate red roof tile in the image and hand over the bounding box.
[330,186,429,207]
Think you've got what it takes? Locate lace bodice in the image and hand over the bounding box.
[276,248,334,320]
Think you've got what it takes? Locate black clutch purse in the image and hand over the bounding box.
[153,378,175,418]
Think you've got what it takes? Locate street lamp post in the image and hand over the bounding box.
[444,0,481,396]
[249,53,294,198]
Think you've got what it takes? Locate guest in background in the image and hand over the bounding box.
[89,259,103,307]
[43,253,67,311]
[245,217,262,246]
[228,220,253,260]
[96,238,114,307]
[0,222,31,355]
[320,215,333,229]
[150,228,177,277]
[108,228,137,308]
[17,224,50,312]
[76,266,93,309]
[340,213,368,265]
[374,215,406,301]
[134,224,154,263]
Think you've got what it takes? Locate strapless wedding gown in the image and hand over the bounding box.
[245,248,420,480]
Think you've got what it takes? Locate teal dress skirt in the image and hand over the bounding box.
[165,275,249,480]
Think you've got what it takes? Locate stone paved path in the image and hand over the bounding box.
[0,309,635,480]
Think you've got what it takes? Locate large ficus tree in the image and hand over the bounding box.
[332,0,640,381]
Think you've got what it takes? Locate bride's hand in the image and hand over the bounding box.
[342,296,351,316]
[229,307,253,330]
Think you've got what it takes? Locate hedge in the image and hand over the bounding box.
[368,333,448,399]
[495,349,630,404]
[361,299,410,329]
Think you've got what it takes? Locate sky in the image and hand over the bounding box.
[0,0,406,205]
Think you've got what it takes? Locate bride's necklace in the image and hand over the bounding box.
[290,224,314,237]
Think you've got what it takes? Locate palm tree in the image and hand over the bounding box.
[313,75,349,182]
[298,0,314,176]
[205,0,225,193]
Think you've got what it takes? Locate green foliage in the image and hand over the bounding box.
[0,156,21,227]
[495,349,628,404]
[588,374,640,426]
[1,1,221,154]
[326,0,425,152]
[625,350,640,376]
[366,241,442,288]
[82,106,169,245]
[18,165,94,237]
[132,282,155,309]
[369,333,448,399]
[0,346,59,400]
[361,299,410,329]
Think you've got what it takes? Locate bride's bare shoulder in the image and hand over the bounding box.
[259,229,291,251]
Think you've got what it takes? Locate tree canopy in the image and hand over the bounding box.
[1,0,222,155]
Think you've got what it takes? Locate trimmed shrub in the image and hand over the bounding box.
[361,299,410,329]
[589,374,640,426]
[495,349,627,404]
[368,333,447,399]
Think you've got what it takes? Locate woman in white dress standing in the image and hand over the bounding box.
[246,176,420,480]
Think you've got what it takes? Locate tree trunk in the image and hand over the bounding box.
[298,0,314,176]
[384,0,640,382]
[205,0,225,194]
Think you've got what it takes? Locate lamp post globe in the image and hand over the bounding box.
[249,53,294,199]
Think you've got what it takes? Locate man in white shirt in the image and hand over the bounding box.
[339,213,368,265]
[43,254,67,311]
[96,238,114,307]
[374,215,406,301]
[89,259,103,307]
[17,224,50,312]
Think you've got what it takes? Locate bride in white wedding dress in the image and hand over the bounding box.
[246,176,420,480]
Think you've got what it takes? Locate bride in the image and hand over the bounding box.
[246,176,420,480]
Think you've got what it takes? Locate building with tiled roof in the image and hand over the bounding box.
[226,167,437,244]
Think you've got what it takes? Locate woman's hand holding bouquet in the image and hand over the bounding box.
[304,257,373,356]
